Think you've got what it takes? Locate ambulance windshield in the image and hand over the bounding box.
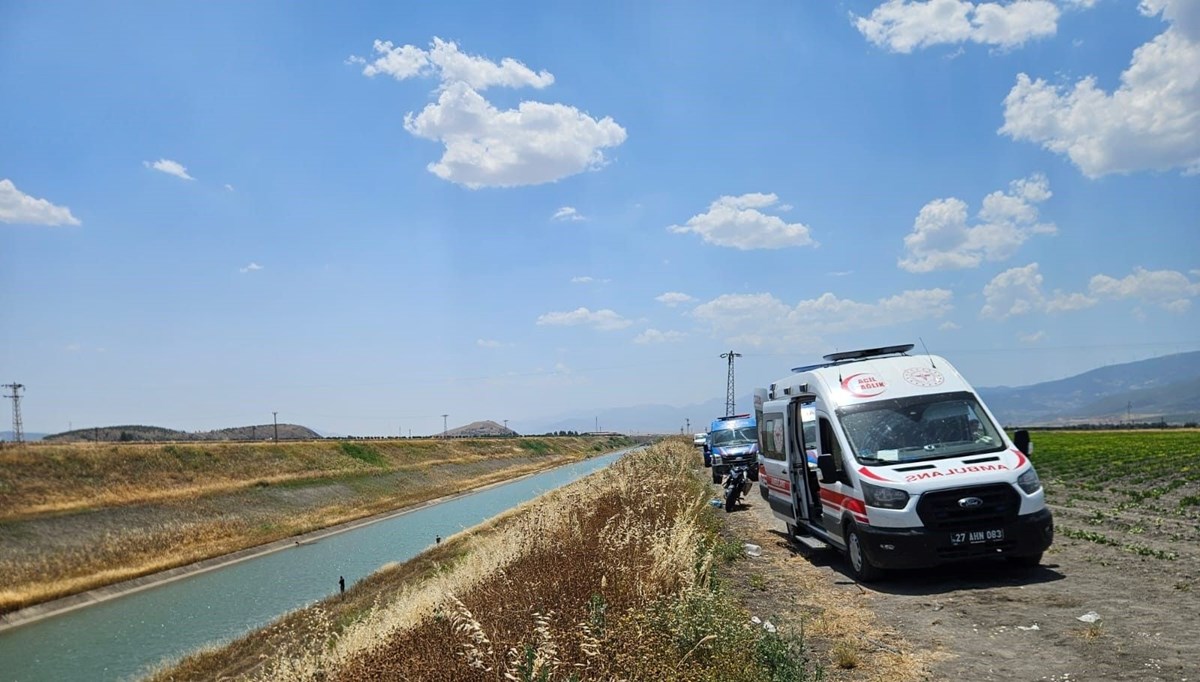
[837,391,1004,465]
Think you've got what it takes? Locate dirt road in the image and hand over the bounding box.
[720,488,1199,682]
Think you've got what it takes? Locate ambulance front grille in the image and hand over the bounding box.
[916,484,1019,530]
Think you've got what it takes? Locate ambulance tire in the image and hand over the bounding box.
[844,523,884,582]
[760,484,770,500]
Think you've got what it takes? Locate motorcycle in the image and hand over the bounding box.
[723,463,752,512]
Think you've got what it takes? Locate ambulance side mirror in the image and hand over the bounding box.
[816,453,838,484]
[1013,429,1032,456]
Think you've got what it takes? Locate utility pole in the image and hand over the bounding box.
[273,411,279,442]
[685,418,690,435]
[720,350,742,416]
[595,416,599,433]
[442,414,448,438]
[4,383,24,444]
[503,419,509,433]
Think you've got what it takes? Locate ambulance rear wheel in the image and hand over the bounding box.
[845,524,884,582]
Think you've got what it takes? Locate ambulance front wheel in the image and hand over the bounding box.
[845,523,884,582]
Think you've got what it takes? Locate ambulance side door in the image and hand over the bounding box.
[816,408,860,541]
[757,408,799,527]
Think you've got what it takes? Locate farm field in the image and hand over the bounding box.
[0,436,631,616]
[1034,429,1200,564]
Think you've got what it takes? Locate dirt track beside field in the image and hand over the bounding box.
[721,486,1199,681]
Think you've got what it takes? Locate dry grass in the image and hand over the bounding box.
[1,437,630,614]
[150,440,820,681]
[0,437,623,519]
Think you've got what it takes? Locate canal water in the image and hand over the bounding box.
[0,448,633,682]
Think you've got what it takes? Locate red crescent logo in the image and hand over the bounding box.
[842,373,887,398]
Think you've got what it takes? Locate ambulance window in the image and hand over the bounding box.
[761,414,785,461]
[819,417,846,477]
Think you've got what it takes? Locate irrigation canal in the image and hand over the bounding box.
[0,447,635,682]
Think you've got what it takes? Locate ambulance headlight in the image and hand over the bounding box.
[861,481,909,509]
[1017,467,1042,494]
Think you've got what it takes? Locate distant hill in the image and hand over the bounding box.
[0,431,46,442]
[444,420,518,438]
[978,351,1200,426]
[42,424,322,443]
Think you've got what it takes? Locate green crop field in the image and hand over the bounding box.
[1024,430,1200,562]
[1027,430,1200,502]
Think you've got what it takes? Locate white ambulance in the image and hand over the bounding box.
[754,344,1053,581]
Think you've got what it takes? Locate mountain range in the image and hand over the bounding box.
[526,351,1200,433]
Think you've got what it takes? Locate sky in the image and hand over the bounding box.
[2,0,1198,436]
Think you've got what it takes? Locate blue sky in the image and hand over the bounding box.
[2,0,1197,436]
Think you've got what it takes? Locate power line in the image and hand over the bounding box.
[720,351,741,417]
[4,383,24,444]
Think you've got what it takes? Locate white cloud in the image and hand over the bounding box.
[536,307,632,331]
[939,320,962,330]
[239,262,263,274]
[360,38,554,91]
[571,276,595,284]
[899,174,1056,273]
[356,38,626,188]
[981,263,1096,318]
[404,82,626,188]
[224,183,235,192]
[853,0,1060,53]
[981,263,1198,318]
[1000,1,1200,176]
[668,193,816,250]
[553,206,585,221]
[143,159,194,181]
[655,292,697,306]
[692,289,953,349]
[633,329,687,344]
[1089,266,1200,312]
[476,339,504,348]
[0,179,81,226]
[1019,330,1047,343]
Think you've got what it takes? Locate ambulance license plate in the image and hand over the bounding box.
[951,529,1004,545]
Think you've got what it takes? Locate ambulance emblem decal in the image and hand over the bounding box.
[903,367,944,388]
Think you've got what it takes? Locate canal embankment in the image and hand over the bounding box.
[0,447,642,682]
[150,440,819,682]
[0,436,632,617]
